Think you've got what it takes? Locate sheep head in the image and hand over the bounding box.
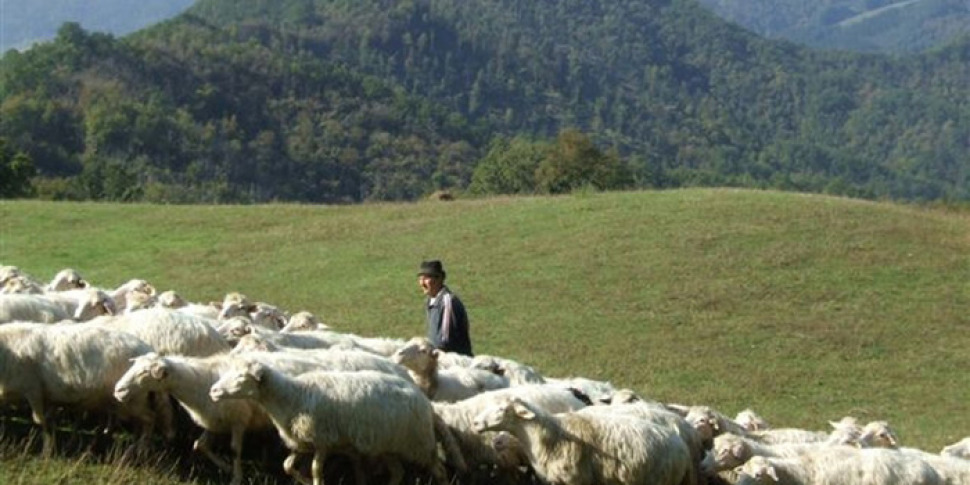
[472,397,536,433]
[114,353,166,402]
[209,360,264,402]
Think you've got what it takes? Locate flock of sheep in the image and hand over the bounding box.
[1,264,969,485]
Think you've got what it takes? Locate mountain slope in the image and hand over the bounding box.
[696,0,970,53]
[0,0,196,51]
[1,0,968,203]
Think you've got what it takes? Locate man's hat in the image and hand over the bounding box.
[418,260,446,279]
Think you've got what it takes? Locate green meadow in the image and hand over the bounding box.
[1,188,968,483]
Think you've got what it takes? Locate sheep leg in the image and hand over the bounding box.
[24,392,53,456]
[284,452,313,485]
[311,448,328,485]
[385,456,404,485]
[349,454,366,485]
[229,427,245,485]
[194,430,232,472]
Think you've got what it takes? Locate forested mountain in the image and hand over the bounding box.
[696,0,970,53]
[1,0,968,203]
[0,0,195,51]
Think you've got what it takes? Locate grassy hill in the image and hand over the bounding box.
[1,189,969,482]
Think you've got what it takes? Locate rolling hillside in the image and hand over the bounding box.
[2,189,968,457]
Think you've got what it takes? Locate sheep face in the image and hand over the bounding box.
[472,398,536,433]
[157,290,187,308]
[391,338,437,372]
[736,456,779,484]
[48,268,88,292]
[209,363,262,402]
[858,420,899,448]
[711,434,749,471]
[74,289,117,320]
[735,409,769,431]
[230,333,275,354]
[114,353,166,402]
[282,311,324,332]
[685,407,717,441]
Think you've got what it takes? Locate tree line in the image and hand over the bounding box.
[1,0,968,202]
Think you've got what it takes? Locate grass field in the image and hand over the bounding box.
[1,188,968,483]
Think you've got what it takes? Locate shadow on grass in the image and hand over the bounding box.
[0,405,538,485]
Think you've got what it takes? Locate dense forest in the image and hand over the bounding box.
[1,0,968,203]
[696,0,970,53]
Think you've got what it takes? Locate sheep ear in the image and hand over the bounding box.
[730,441,745,459]
[150,362,168,380]
[512,401,535,420]
[766,464,779,481]
[248,362,266,381]
[243,325,256,335]
[430,348,440,357]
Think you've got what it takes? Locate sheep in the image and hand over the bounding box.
[218,299,288,330]
[280,311,331,332]
[704,432,855,474]
[472,396,692,485]
[471,354,547,385]
[87,307,230,357]
[0,294,73,322]
[115,351,356,485]
[230,329,358,353]
[685,405,858,448]
[431,384,589,477]
[1,274,45,294]
[233,343,413,382]
[736,408,771,432]
[0,323,164,454]
[208,362,453,485]
[855,421,970,485]
[685,405,750,445]
[392,337,509,402]
[156,290,222,319]
[46,268,89,291]
[942,437,970,460]
[0,288,116,323]
[580,393,706,485]
[734,448,944,485]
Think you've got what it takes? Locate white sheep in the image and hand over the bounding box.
[1,274,45,294]
[473,396,693,485]
[0,288,116,323]
[115,351,355,485]
[229,328,358,353]
[734,448,944,485]
[46,268,89,291]
[855,421,970,484]
[233,344,413,382]
[87,307,230,357]
[432,384,589,477]
[736,408,771,431]
[0,323,164,454]
[280,311,331,332]
[705,432,854,474]
[156,290,222,319]
[392,337,509,402]
[209,362,453,485]
[942,437,970,460]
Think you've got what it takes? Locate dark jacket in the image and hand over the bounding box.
[426,286,473,356]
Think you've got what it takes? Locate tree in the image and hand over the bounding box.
[468,136,548,195]
[534,129,631,194]
[0,138,36,198]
